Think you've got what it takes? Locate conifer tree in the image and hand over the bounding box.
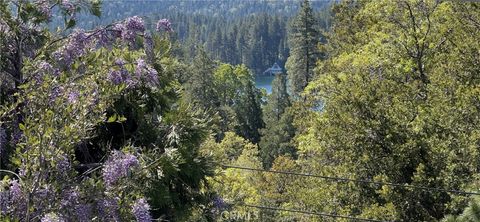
[185,49,220,110]
[234,75,264,143]
[285,0,321,98]
[259,74,296,168]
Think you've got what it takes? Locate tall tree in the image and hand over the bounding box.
[259,74,296,168]
[285,0,321,98]
[233,69,264,143]
[204,63,264,143]
[185,49,220,111]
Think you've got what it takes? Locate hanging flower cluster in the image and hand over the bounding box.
[53,29,93,67]
[34,0,52,19]
[1,1,178,220]
[102,150,139,188]
[135,58,159,87]
[97,197,120,221]
[132,198,153,222]
[0,180,26,217]
[156,19,173,33]
[108,59,131,85]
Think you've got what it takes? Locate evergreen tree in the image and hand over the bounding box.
[285,0,321,98]
[185,49,220,111]
[259,74,296,168]
[233,68,264,143]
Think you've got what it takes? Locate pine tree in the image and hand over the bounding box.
[233,68,264,143]
[259,74,296,169]
[185,49,220,110]
[285,0,321,98]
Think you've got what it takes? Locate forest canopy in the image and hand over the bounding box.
[1,0,480,221]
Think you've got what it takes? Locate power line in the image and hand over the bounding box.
[220,164,480,196]
[238,203,390,222]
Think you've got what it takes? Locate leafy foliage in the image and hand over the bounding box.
[292,0,480,221]
[185,56,264,143]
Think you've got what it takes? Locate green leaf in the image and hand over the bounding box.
[107,114,117,123]
[118,115,127,122]
[18,123,25,131]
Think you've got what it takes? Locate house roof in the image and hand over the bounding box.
[264,63,283,74]
[270,63,282,71]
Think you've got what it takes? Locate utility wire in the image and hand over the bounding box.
[220,164,480,196]
[238,203,391,222]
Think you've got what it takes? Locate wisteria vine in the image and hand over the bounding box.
[0,0,175,221]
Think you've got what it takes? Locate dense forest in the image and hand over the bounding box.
[50,0,332,75]
[1,0,480,221]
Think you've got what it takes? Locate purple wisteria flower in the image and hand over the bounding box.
[115,58,126,66]
[121,30,136,43]
[41,213,64,222]
[108,59,133,86]
[35,0,52,18]
[60,189,79,210]
[68,91,80,103]
[102,151,139,188]
[9,180,22,201]
[144,66,159,87]
[31,61,53,84]
[37,61,59,77]
[49,86,64,104]
[39,61,53,72]
[10,179,28,214]
[0,180,26,216]
[135,59,159,87]
[114,16,145,43]
[125,16,145,33]
[135,59,147,77]
[94,29,111,46]
[108,70,123,85]
[57,155,71,177]
[54,29,91,67]
[34,187,50,200]
[75,204,92,222]
[98,198,120,221]
[132,198,152,222]
[0,126,6,158]
[213,196,226,210]
[156,19,173,32]
[112,23,125,38]
[0,191,9,214]
[61,0,75,14]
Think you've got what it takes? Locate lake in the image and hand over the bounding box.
[254,76,275,94]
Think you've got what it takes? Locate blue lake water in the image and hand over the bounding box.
[254,76,275,94]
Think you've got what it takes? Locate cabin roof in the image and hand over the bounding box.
[263,63,283,74]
